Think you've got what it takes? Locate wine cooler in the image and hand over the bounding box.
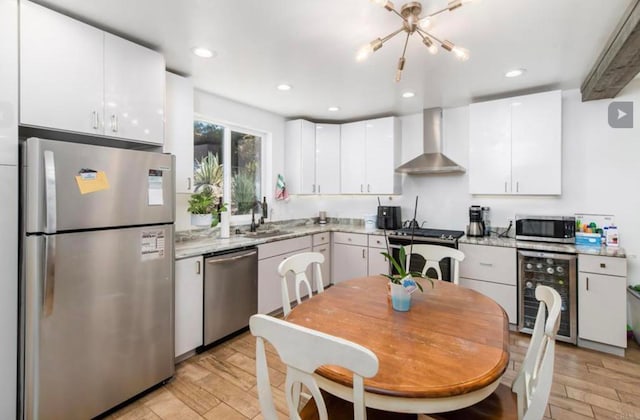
[517,250,577,344]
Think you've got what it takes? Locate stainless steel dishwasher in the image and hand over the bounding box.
[204,247,258,346]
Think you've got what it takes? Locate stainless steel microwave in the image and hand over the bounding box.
[515,215,575,243]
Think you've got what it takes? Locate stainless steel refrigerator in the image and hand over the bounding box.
[21,138,175,419]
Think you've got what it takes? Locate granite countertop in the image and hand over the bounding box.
[459,235,626,258]
[175,222,388,260]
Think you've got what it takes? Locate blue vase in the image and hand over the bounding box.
[390,283,411,311]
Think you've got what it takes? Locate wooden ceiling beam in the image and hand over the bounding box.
[581,0,640,101]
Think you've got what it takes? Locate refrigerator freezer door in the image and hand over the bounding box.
[24,225,174,420]
[25,137,174,233]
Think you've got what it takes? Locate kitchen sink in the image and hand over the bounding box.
[243,230,292,238]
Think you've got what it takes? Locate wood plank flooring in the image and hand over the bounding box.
[106,332,640,419]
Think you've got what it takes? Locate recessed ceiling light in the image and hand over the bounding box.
[402,91,415,98]
[277,84,292,91]
[505,68,526,78]
[328,106,340,112]
[192,47,215,58]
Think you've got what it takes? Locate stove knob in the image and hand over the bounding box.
[440,234,446,239]
[448,235,454,240]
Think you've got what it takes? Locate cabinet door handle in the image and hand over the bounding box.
[187,177,192,191]
[362,249,365,258]
[360,184,363,193]
[516,181,519,193]
[586,276,589,291]
[111,114,118,132]
[318,248,327,252]
[479,262,493,267]
[312,184,316,193]
[504,182,507,193]
[318,184,321,193]
[92,111,99,129]
[196,260,201,275]
[600,263,606,268]
[367,184,371,193]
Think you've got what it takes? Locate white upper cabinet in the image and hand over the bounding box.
[511,91,562,195]
[164,72,194,193]
[20,0,165,145]
[315,124,341,194]
[0,0,19,166]
[104,34,165,144]
[339,121,366,194]
[284,119,316,194]
[469,90,562,195]
[340,117,400,195]
[469,100,512,194]
[20,0,104,136]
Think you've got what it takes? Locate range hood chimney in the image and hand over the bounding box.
[395,108,465,174]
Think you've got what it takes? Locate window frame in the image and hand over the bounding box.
[194,114,269,224]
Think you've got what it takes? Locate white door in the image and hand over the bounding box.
[104,33,165,144]
[340,121,366,194]
[332,243,367,284]
[20,0,103,135]
[469,99,512,194]
[315,124,341,194]
[175,256,203,357]
[368,248,390,277]
[313,244,331,289]
[511,91,562,195]
[165,72,194,194]
[578,273,626,347]
[300,120,317,194]
[365,117,395,194]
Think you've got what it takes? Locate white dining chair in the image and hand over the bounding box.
[430,285,562,420]
[249,314,379,420]
[278,252,325,316]
[405,244,465,284]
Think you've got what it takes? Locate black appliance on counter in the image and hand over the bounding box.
[467,205,485,237]
[377,206,402,230]
[387,228,465,282]
[515,215,575,243]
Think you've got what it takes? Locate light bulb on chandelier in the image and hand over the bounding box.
[357,0,475,81]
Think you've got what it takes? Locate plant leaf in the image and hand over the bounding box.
[399,246,407,272]
[381,252,405,276]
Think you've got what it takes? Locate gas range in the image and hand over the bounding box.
[388,228,466,247]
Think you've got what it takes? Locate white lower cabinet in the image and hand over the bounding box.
[258,236,312,314]
[174,256,203,358]
[312,233,331,289]
[459,243,517,323]
[331,233,368,284]
[368,234,389,277]
[578,255,627,353]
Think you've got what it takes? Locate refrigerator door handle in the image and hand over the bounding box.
[43,235,56,317]
[43,150,57,234]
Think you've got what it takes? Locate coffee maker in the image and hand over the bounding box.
[467,205,485,237]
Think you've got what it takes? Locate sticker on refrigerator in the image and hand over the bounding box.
[75,169,110,194]
[141,230,165,261]
[148,169,164,206]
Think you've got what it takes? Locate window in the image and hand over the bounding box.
[194,119,263,218]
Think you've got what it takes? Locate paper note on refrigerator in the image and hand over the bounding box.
[75,171,110,194]
[148,169,164,206]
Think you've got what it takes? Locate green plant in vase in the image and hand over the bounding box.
[380,246,433,292]
[187,186,217,227]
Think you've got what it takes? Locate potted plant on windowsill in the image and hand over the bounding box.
[188,186,225,227]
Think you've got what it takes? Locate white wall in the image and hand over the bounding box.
[400,82,640,285]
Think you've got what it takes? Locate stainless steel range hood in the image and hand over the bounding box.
[395,108,465,174]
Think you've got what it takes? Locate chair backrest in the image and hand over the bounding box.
[250,314,379,420]
[278,252,325,316]
[512,285,562,420]
[405,244,465,284]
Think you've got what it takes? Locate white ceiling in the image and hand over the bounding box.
[39,0,632,121]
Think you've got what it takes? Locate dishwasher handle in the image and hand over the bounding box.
[206,249,257,264]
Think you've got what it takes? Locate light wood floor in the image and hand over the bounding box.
[106,332,640,420]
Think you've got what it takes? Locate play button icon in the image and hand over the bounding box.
[608,101,633,128]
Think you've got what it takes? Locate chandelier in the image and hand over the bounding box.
[357,0,476,81]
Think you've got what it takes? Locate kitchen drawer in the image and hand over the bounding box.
[578,254,627,277]
[312,232,330,246]
[459,243,517,286]
[460,277,517,324]
[368,234,387,250]
[332,232,367,246]
[258,236,312,260]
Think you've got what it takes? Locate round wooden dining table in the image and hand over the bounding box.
[284,275,510,414]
